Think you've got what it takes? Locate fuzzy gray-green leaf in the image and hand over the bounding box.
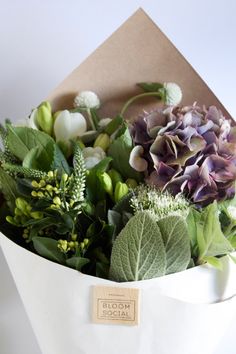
[157,216,191,275]
[109,211,166,282]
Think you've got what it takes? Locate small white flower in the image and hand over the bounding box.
[163,82,182,106]
[98,118,112,128]
[54,110,87,142]
[74,91,100,109]
[82,146,106,169]
[14,109,39,129]
[227,206,236,220]
[129,145,148,172]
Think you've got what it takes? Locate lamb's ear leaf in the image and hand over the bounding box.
[157,215,191,275]
[109,211,166,282]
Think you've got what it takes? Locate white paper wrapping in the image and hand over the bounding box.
[1,232,236,354]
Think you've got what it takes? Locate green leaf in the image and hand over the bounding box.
[186,208,201,258]
[138,82,163,92]
[202,202,233,258]
[51,144,70,175]
[66,256,90,271]
[0,167,19,212]
[204,256,223,270]
[86,157,112,202]
[108,127,142,181]
[32,237,66,263]
[104,115,124,135]
[6,125,54,161]
[109,211,166,281]
[23,143,54,171]
[157,216,191,275]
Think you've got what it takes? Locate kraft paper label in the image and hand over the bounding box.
[92,286,140,326]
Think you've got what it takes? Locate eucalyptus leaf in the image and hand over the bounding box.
[32,237,66,263]
[157,216,191,275]
[109,211,166,282]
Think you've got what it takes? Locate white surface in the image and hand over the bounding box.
[1,233,236,354]
[0,1,236,353]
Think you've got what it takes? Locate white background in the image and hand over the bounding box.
[0,0,236,353]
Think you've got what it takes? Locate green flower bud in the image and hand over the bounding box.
[125,178,138,189]
[37,101,54,136]
[14,207,22,216]
[108,168,123,187]
[71,234,77,241]
[6,216,16,225]
[94,133,110,151]
[68,241,75,248]
[37,191,44,198]
[114,182,129,203]
[83,238,89,246]
[46,184,53,192]
[31,180,39,188]
[47,171,54,178]
[58,240,68,253]
[31,191,38,197]
[62,173,68,182]
[39,179,46,188]
[98,172,113,196]
[30,211,43,219]
[15,198,28,213]
[80,242,85,250]
[53,196,61,205]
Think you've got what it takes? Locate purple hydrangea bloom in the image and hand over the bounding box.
[130,104,236,206]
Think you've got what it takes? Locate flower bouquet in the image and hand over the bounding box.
[1,9,236,354]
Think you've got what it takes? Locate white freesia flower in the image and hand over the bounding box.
[227,206,236,220]
[163,82,182,106]
[54,110,87,142]
[74,91,100,109]
[14,109,39,129]
[98,118,112,128]
[82,146,105,169]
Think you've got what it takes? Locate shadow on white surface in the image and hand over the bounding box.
[0,248,42,354]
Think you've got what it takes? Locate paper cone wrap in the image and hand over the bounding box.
[1,9,236,354]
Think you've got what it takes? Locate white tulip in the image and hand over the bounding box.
[54,110,87,142]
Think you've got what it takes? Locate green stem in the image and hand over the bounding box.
[120,92,162,116]
[86,109,96,130]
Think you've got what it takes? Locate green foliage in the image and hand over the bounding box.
[66,256,90,271]
[110,211,191,282]
[187,202,233,265]
[108,127,142,181]
[110,211,167,281]
[137,82,163,93]
[0,167,19,212]
[32,237,66,263]
[6,125,55,161]
[2,163,48,179]
[158,216,191,275]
